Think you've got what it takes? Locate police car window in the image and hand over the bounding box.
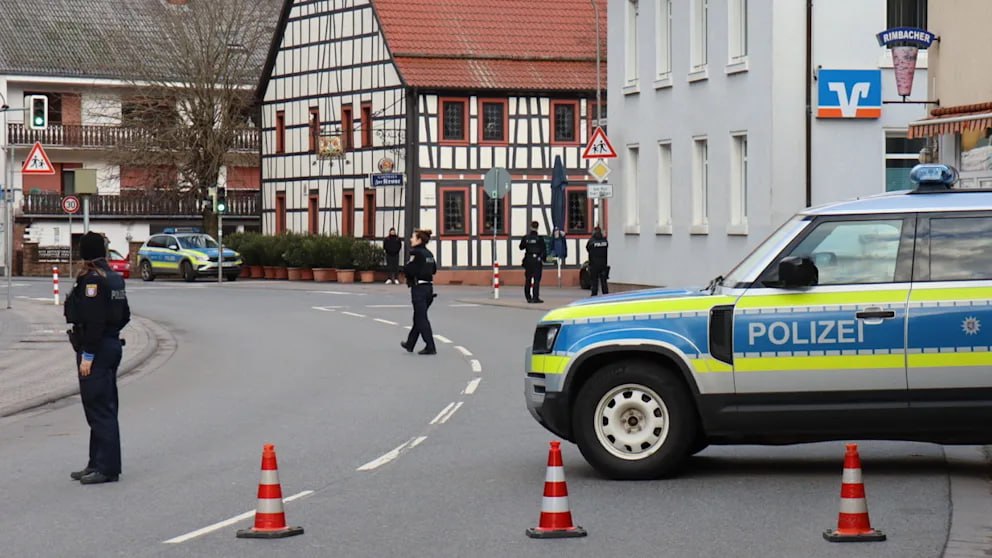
[768,219,904,285]
[147,236,165,248]
[177,235,218,249]
[929,217,992,281]
[723,216,807,286]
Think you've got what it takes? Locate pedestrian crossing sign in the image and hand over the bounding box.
[21,142,55,175]
[582,127,617,160]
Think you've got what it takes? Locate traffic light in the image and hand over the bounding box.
[28,95,48,130]
[215,186,228,214]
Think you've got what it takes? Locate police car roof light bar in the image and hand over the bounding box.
[908,164,958,193]
[162,227,203,234]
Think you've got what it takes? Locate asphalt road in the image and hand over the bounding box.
[0,277,975,557]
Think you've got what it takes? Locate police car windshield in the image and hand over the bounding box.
[177,235,218,249]
[721,216,809,287]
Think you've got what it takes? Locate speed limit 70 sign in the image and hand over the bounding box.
[62,195,80,214]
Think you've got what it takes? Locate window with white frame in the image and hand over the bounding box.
[625,0,640,86]
[625,145,640,230]
[729,0,748,63]
[885,132,926,191]
[730,134,748,229]
[657,141,672,231]
[656,0,672,80]
[691,0,708,71]
[692,138,709,228]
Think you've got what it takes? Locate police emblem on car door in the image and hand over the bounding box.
[732,216,914,395]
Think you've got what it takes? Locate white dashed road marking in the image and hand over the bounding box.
[374,318,398,326]
[162,490,314,544]
[470,359,482,373]
[312,306,339,312]
[434,335,452,344]
[341,311,366,318]
[356,436,428,471]
[449,303,480,307]
[429,402,456,425]
[437,402,463,424]
[309,290,366,296]
[454,346,472,357]
[463,378,481,395]
[366,304,408,308]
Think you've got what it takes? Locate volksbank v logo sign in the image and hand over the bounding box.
[817,69,882,119]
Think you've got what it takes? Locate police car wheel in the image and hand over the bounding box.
[140,260,155,282]
[573,360,696,480]
[181,261,197,282]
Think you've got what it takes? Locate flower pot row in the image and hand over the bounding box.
[240,264,379,283]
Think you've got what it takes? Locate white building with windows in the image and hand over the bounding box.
[607,0,929,287]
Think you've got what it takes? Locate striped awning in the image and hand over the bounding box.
[908,111,992,139]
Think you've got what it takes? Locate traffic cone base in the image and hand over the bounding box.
[236,444,304,540]
[824,443,885,543]
[526,526,587,539]
[527,441,588,540]
[237,525,304,539]
[822,528,885,542]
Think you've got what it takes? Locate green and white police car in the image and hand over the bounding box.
[137,228,242,282]
[526,164,992,479]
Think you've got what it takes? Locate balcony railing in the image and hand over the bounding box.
[7,123,259,151]
[21,190,259,218]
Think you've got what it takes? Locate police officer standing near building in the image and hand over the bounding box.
[519,221,546,303]
[586,226,610,296]
[401,229,438,355]
[383,227,403,284]
[64,231,130,485]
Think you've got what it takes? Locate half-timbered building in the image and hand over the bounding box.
[258,0,606,285]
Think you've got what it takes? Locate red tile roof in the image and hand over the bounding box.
[372,0,606,91]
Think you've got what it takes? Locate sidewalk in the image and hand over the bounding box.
[457,286,589,311]
[0,300,159,417]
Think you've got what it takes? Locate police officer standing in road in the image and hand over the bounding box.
[401,229,438,355]
[64,231,130,485]
[519,221,546,303]
[586,226,610,296]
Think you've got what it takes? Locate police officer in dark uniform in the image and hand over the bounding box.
[519,221,546,303]
[400,229,438,355]
[64,231,130,485]
[586,226,610,296]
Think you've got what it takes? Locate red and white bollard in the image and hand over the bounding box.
[53,266,60,305]
[493,260,500,300]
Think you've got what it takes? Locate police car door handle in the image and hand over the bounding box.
[856,308,895,322]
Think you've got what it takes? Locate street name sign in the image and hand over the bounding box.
[371,173,404,187]
[588,183,613,199]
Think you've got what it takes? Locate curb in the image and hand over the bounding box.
[0,310,171,418]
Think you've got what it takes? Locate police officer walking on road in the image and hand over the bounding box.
[64,231,130,485]
[401,229,438,355]
[519,221,546,303]
[586,226,610,296]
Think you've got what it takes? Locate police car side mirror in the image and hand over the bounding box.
[168,244,179,251]
[778,256,818,288]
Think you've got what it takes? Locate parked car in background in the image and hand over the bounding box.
[107,249,131,279]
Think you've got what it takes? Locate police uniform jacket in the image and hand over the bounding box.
[587,234,609,267]
[65,260,131,354]
[404,245,437,284]
[519,232,546,264]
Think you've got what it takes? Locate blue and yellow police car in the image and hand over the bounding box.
[137,228,242,282]
[526,164,992,479]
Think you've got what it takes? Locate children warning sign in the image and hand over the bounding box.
[21,142,55,175]
[582,127,618,159]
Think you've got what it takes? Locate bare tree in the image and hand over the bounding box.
[97,0,276,235]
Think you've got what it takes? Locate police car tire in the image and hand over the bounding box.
[140,260,155,282]
[573,360,696,480]
[181,261,196,282]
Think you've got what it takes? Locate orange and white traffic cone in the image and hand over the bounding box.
[526,441,587,539]
[823,443,886,542]
[236,444,304,539]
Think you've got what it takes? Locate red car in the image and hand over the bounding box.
[107,249,131,278]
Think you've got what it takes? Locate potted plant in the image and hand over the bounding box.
[234,234,260,278]
[352,240,383,283]
[258,236,277,279]
[311,235,338,282]
[283,236,313,281]
[334,236,356,283]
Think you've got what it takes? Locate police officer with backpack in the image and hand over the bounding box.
[586,226,610,296]
[519,221,546,303]
[64,231,130,485]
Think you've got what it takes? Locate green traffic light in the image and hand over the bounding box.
[217,203,227,212]
[33,116,44,126]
